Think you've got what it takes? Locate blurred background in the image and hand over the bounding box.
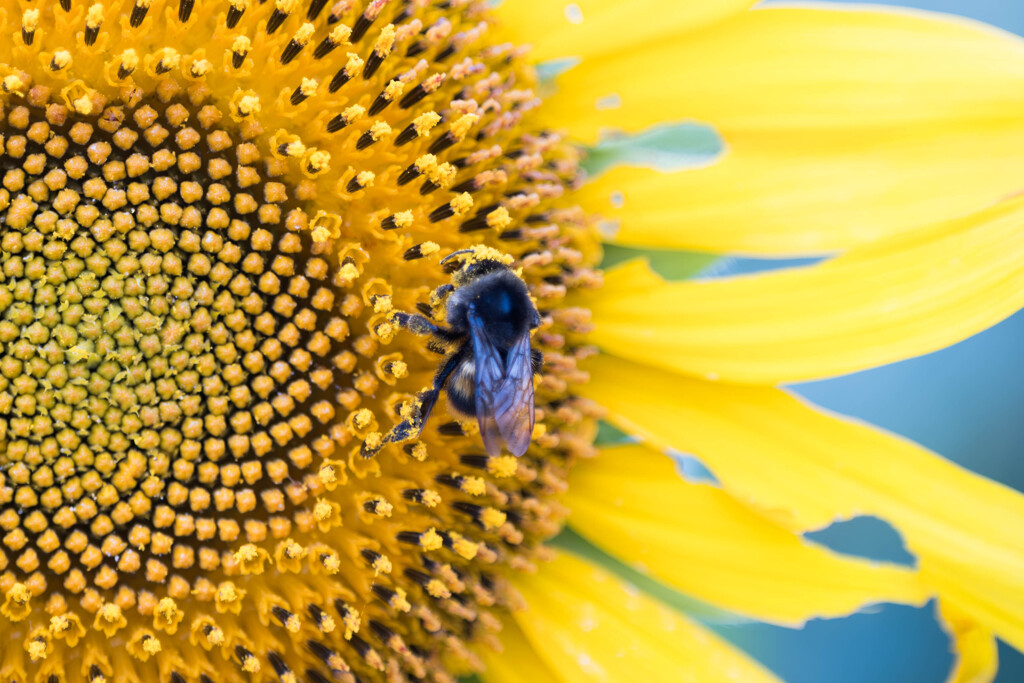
[713,3,1024,682]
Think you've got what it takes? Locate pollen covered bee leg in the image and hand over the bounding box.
[391,311,441,336]
[375,348,463,455]
[531,349,544,373]
[430,283,456,307]
[392,311,464,345]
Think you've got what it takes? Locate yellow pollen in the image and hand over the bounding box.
[119,47,139,69]
[451,192,474,217]
[428,162,457,188]
[318,462,343,487]
[215,582,244,614]
[389,360,409,378]
[426,579,450,599]
[2,74,25,94]
[305,149,331,174]
[341,104,365,124]
[143,636,162,655]
[372,556,392,574]
[383,79,404,102]
[352,408,374,429]
[461,476,487,496]
[481,507,508,530]
[464,244,516,266]
[410,443,429,461]
[363,431,383,451]
[235,93,261,118]
[329,24,352,44]
[27,639,48,661]
[72,94,93,114]
[451,113,479,140]
[51,51,73,71]
[338,262,360,281]
[314,499,333,520]
[488,455,519,477]
[375,24,397,55]
[344,52,364,77]
[368,495,393,517]
[22,9,40,31]
[282,141,306,157]
[205,626,225,646]
[390,588,411,612]
[377,320,396,343]
[2,583,31,621]
[282,539,306,560]
[231,35,251,54]
[295,22,315,44]
[299,77,318,96]
[86,4,104,27]
[94,603,126,636]
[370,121,391,140]
[486,206,512,230]
[415,155,445,182]
[450,534,478,560]
[356,170,375,187]
[322,554,341,575]
[189,58,212,77]
[393,210,414,229]
[413,111,441,136]
[420,528,443,551]
[342,608,360,638]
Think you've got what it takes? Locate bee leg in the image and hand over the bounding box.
[429,283,455,308]
[391,311,441,336]
[530,348,543,374]
[371,351,461,457]
[392,311,465,348]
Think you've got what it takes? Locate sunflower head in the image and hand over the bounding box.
[0,1,602,680]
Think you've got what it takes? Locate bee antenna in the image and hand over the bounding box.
[439,249,473,265]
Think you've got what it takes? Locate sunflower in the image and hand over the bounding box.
[0,1,1021,682]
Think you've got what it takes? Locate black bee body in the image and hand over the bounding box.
[388,252,542,457]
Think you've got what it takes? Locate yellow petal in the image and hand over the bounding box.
[479,618,563,683]
[513,552,782,683]
[588,200,1024,384]
[496,0,755,64]
[562,6,1024,253]
[566,443,927,625]
[583,123,1024,256]
[583,354,1024,651]
[544,6,1024,142]
[940,602,998,683]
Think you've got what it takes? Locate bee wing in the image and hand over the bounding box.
[495,329,536,457]
[468,307,535,457]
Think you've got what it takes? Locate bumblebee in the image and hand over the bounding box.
[387,247,542,457]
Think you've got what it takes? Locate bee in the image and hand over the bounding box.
[386,247,543,457]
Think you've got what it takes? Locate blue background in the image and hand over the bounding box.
[719,3,1024,681]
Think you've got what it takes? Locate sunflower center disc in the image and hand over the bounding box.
[0,98,348,588]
